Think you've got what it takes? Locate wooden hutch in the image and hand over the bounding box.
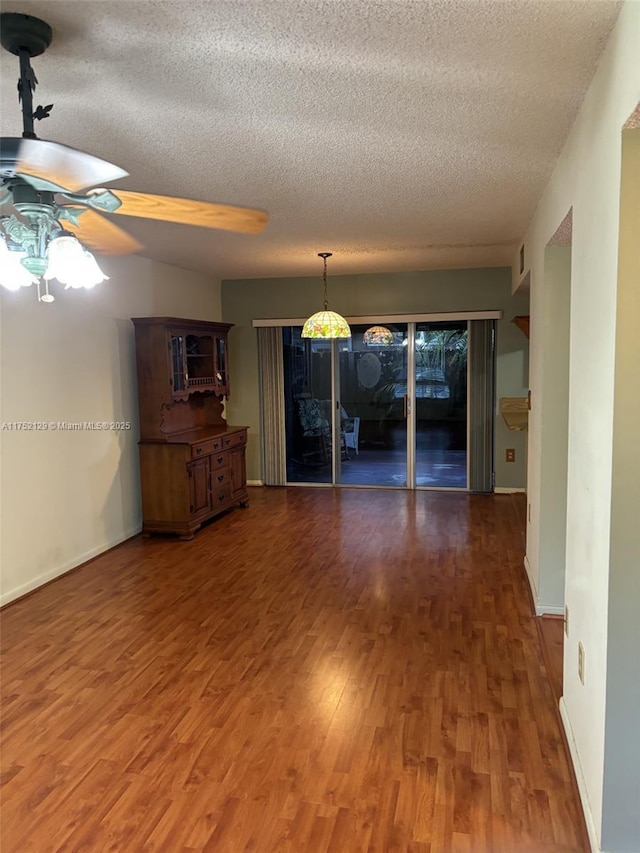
[131,316,248,539]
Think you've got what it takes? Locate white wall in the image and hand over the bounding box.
[527,244,571,613]
[600,124,640,853]
[0,254,221,605]
[513,2,640,849]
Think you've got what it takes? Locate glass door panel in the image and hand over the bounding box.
[415,322,468,488]
[170,334,185,394]
[283,327,333,483]
[337,323,408,486]
[215,335,228,393]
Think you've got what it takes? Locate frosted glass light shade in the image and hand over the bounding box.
[45,236,108,289]
[62,251,109,289]
[44,235,85,280]
[0,236,39,290]
[363,325,393,345]
[301,310,351,339]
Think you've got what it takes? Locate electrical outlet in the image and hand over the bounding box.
[578,642,585,684]
[564,605,569,636]
[506,448,516,462]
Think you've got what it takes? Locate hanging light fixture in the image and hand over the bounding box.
[0,200,109,304]
[363,325,393,345]
[0,14,109,304]
[301,252,351,339]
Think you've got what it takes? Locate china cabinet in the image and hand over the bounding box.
[132,317,248,538]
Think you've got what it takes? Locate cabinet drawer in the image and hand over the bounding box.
[221,431,246,450]
[212,485,232,507]
[211,467,230,487]
[191,438,222,458]
[210,450,229,471]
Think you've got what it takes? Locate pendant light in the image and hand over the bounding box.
[301,252,351,339]
[363,325,393,345]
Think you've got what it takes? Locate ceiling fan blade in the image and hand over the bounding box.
[63,209,142,256]
[1,137,128,192]
[111,190,268,234]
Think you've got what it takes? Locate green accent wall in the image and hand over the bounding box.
[222,266,529,488]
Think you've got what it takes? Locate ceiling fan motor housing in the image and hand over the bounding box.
[0,13,53,57]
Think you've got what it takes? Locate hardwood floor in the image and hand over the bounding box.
[537,617,565,707]
[1,488,587,852]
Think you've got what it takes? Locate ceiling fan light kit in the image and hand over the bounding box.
[0,12,268,303]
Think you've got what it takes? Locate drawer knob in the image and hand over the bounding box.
[217,456,224,464]
[196,447,202,454]
[217,474,224,482]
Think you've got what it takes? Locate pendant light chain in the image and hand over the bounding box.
[319,251,331,310]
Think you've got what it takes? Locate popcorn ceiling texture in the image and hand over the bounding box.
[623,102,640,129]
[0,0,622,279]
[549,209,573,246]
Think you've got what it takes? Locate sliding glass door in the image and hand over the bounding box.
[282,327,333,483]
[277,317,492,491]
[414,322,468,488]
[337,323,408,486]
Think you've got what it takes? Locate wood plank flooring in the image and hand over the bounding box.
[0,488,586,852]
[537,617,565,706]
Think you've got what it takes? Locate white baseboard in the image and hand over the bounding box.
[494,487,527,494]
[0,524,141,607]
[559,698,601,853]
[536,604,565,616]
[247,479,264,486]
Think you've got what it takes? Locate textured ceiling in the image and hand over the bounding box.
[0,0,622,280]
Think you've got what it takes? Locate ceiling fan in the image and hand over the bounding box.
[0,12,268,301]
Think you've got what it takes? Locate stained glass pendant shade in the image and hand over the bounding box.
[301,252,351,339]
[363,325,393,345]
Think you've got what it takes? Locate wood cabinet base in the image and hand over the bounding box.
[141,501,247,540]
[138,426,248,539]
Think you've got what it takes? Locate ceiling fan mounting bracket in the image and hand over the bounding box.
[1,13,52,58]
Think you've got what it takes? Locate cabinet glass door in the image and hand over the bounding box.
[170,334,186,393]
[215,335,228,391]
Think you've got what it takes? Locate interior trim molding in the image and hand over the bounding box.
[536,604,565,616]
[247,479,264,486]
[559,698,600,853]
[252,310,503,328]
[494,487,526,493]
[523,554,539,602]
